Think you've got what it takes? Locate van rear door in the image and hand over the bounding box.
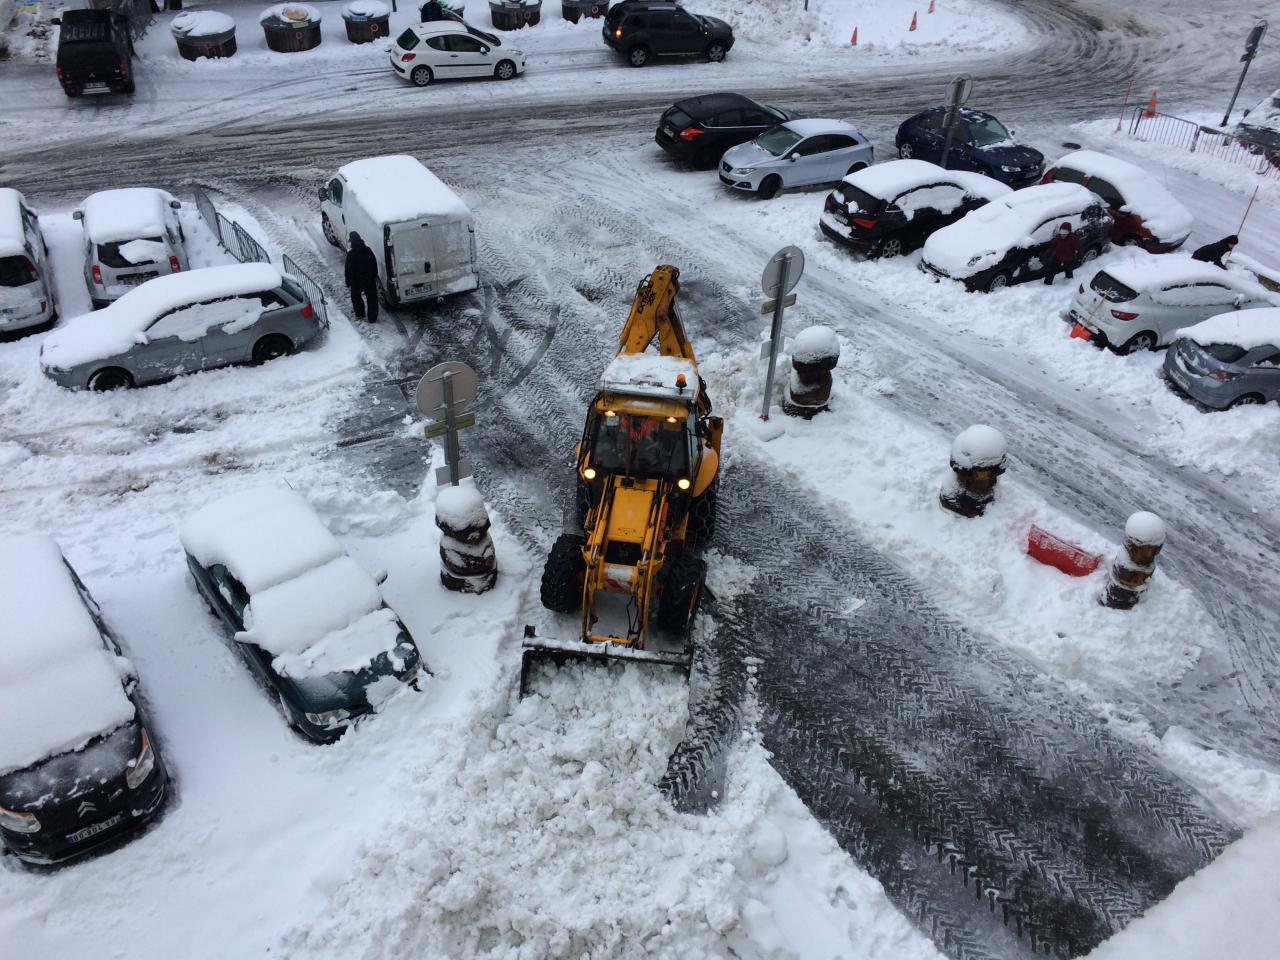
[429,218,477,295]
[386,221,436,302]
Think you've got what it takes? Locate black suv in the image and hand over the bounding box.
[656,93,792,169]
[603,1,734,68]
[53,9,135,97]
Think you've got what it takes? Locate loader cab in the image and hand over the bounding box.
[586,401,694,482]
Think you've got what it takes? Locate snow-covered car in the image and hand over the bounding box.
[390,20,525,87]
[920,182,1112,292]
[719,119,874,199]
[0,188,56,336]
[895,107,1044,188]
[1041,150,1193,252]
[819,159,1012,259]
[180,487,422,744]
[1064,254,1274,353]
[74,188,189,308]
[0,535,168,866]
[39,263,324,392]
[1164,308,1280,409]
[1235,88,1280,157]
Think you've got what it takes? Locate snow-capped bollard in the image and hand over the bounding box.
[1101,512,1165,610]
[435,486,497,594]
[783,325,839,419]
[939,425,1006,517]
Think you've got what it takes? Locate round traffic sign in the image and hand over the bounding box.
[761,245,805,298]
[416,361,477,417]
[950,74,974,107]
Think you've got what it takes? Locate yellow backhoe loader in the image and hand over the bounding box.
[519,265,723,694]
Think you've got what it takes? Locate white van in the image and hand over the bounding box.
[0,188,56,335]
[319,155,479,308]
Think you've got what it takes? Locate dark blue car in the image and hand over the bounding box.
[895,107,1044,188]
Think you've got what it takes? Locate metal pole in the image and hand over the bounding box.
[1222,61,1254,127]
[1115,73,1135,132]
[1223,21,1267,127]
[940,109,957,170]
[442,372,460,486]
[1237,185,1260,234]
[760,254,792,421]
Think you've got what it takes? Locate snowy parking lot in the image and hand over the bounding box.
[2,0,1280,958]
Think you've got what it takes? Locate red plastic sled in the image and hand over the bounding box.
[1026,524,1102,577]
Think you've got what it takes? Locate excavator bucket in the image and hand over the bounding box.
[518,627,692,697]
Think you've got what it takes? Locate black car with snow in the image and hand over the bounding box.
[920,182,1112,292]
[0,536,168,866]
[896,107,1044,188]
[819,159,1012,258]
[655,92,792,170]
[180,487,422,744]
[53,9,136,97]
[603,1,733,68]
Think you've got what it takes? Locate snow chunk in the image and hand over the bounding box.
[342,0,390,16]
[950,424,1006,469]
[41,263,282,372]
[1050,150,1193,243]
[748,820,789,869]
[435,486,488,531]
[337,155,470,226]
[600,353,699,400]
[79,188,176,245]
[790,325,839,364]
[1178,307,1280,352]
[117,238,169,265]
[170,11,236,37]
[259,3,322,25]
[0,536,136,776]
[1124,512,1166,547]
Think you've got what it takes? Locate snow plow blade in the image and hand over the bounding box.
[518,629,692,697]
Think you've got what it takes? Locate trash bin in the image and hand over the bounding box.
[341,0,390,43]
[259,3,323,53]
[561,0,607,23]
[489,0,541,30]
[170,11,237,60]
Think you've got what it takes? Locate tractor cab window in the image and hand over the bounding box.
[591,411,690,480]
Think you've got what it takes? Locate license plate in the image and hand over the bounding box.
[67,813,123,844]
[121,273,156,286]
[83,82,108,92]
[832,211,849,225]
[663,125,675,138]
[1169,368,1189,387]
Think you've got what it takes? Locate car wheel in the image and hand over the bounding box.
[540,533,586,612]
[494,59,516,80]
[411,65,433,87]
[252,334,294,364]
[1082,246,1101,262]
[847,162,868,176]
[655,554,706,636]
[1229,393,1266,408]
[757,175,782,200]
[321,214,339,247]
[378,280,398,308]
[877,237,904,259]
[898,143,914,159]
[87,367,133,392]
[1119,331,1158,354]
[627,45,649,68]
[985,272,1010,292]
[705,41,726,63]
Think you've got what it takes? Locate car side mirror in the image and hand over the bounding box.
[134,332,149,345]
[374,569,389,586]
[479,45,489,53]
[788,154,798,162]
[1009,128,1018,137]
[72,210,84,221]
[318,186,329,201]
[169,199,182,209]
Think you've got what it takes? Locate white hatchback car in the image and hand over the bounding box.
[390,21,525,87]
[74,188,189,308]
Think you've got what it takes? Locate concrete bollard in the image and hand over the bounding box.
[939,425,1007,517]
[434,486,497,594]
[783,325,840,419]
[1101,512,1165,610]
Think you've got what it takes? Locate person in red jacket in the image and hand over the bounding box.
[1043,222,1084,286]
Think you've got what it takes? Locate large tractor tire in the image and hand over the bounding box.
[655,554,706,636]
[687,476,718,548]
[541,533,586,613]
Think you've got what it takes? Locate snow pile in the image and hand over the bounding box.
[601,352,700,399]
[950,423,1006,469]
[0,0,54,61]
[1049,150,1194,243]
[341,0,390,17]
[80,188,176,245]
[0,535,135,775]
[170,11,236,38]
[337,155,471,224]
[790,325,839,364]
[259,3,323,26]
[435,484,488,530]
[1123,511,1166,546]
[1179,307,1280,351]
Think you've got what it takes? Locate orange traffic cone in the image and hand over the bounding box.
[850,26,858,45]
[1142,89,1158,118]
[928,0,935,12]
[910,11,918,31]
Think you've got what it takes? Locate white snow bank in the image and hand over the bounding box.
[1179,307,1280,351]
[435,485,488,530]
[845,159,1011,205]
[1049,150,1193,243]
[0,188,28,257]
[41,263,282,371]
[1087,813,1280,960]
[1124,511,1165,546]
[337,155,470,225]
[259,3,322,25]
[180,485,342,594]
[341,0,390,16]
[170,11,236,37]
[601,352,699,399]
[80,188,176,245]
[950,424,1006,469]
[0,536,135,775]
[791,325,840,364]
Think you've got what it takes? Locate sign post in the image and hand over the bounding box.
[759,245,805,421]
[940,74,974,171]
[1222,20,1268,127]
[415,361,478,486]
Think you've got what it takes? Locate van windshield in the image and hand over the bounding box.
[0,255,36,288]
[0,722,138,808]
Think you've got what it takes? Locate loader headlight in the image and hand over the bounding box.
[583,467,597,480]
[677,478,691,491]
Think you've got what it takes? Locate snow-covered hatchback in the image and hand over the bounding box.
[391,21,525,87]
[0,188,56,336]
[1165,308,1280,409]
[0,535,168,866]
[180,487,423,744]
[74,188,189,308]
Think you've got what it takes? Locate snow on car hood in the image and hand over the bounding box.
[1178,307,1280,352]
[722,139,776,169]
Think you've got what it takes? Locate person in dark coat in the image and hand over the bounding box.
[1191,234,1238,269]
[344,232,379,323]
[1042,222,1084,285]
[419,0,445,21]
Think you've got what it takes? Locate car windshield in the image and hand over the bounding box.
[969,116,1013,147]
[590,412,690,480]
[97,237,164,269]
[756,126,803,157]
[0,722,136,808]
[0,255,35,288]
[1090,271,1138,303]
[1204,343,1247,363]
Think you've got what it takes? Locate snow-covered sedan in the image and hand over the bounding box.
[819,159,1011,259]
[1164,308,1280,410]
[74,188,189,308]
[1065,254,1274,353]
[1042,150,1193,252]
[391,20,524,87]
[0,535,168,865]
[180,487,422,744]
[719,119,873,199]
[920,182,1112,292]
[39,263,323,391]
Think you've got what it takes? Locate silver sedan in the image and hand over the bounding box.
[719,119,874,199]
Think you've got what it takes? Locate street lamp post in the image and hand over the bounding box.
[1222,20,1268,128]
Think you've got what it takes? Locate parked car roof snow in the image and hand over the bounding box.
[1178,307,1280,352]
[1049,150,1193,242]
[0,535,136,776]
[1102,252,1268,294]
[41,263,283,371]
[336,155,470,224]
[79,188,178,245]
[0,188,28,257]
[844,159,1011,202]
